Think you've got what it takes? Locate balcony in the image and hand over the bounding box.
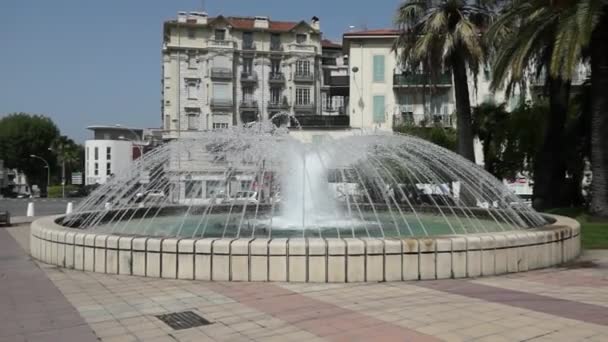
[291,115,350,128]
[269,72,285,84]
[240,100,259,112]
[270,43,284,52]
[289,44,318,53]
[294,72,314,83]
[242,41,256,51]
[240,71,258,83]
[326,75,349,87]
[268,100,290,110]
[323,106,347,115]
[208,39,236,49]
[210,98,233,110]
[294,103,315,113]
[211,67,233,80]
[393,113,453,128]
[393,72,452,87]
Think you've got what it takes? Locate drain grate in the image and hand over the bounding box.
[155,311,212,330]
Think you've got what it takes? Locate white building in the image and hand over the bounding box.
[162,12,325,138]
[84,126,145,185]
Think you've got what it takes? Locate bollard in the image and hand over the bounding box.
[26,202,35,217]
[66,202,74,215]
[104,202,112,210]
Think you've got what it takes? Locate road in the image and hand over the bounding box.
[0,198,84,217]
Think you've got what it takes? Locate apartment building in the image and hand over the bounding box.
[161,12,324,138]
[342,29,506,132]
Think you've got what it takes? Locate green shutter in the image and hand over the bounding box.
[373,96,385,123]
[373,55,385,82]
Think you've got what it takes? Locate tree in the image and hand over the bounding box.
[489,0,608,214]
[50,135,83,185]
[0,113,60,193]
[487,0,577,210]
[394,0,495,161]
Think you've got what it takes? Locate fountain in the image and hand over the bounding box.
[30,120,580,282]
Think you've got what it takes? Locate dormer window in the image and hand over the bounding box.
[296,34,307,44]
[215,29,226,41]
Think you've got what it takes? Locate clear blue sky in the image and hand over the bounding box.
[0,0,396,142]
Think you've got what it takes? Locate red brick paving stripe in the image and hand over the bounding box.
[420,280,608,326]
[0,228,98,341]
[206,283,440,341]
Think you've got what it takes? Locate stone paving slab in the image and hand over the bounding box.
[5,224,608,341]
[0,227,97,341]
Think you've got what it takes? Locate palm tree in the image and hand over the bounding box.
[487,0,575,210]
[50,136,82,185]
[489,0,608,214]
[394,0,495,161]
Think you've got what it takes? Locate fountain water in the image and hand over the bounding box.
[30,119,581,282]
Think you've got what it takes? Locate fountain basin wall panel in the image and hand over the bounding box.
[31,214,580,282]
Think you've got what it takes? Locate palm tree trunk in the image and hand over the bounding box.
[589,16,608,218]
[532,76,570,210]
[451,51,475,162]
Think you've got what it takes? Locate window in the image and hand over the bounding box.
[187,28,195,39]
[206,180,223,198]
[296,60,310,75]
[296,34,307,44]
[215,29,226,41]
[94,147,99,161]
[106,163,111,176]
[270,88,281,104]
[94,163,99,176]
[243,32,253,48]
[212,123,229,130]
[185,180,203,199]
[213,83,230,100]
[242,86,254,102]
[185,108,200,130]
[243,57,253,74]
[323,93,333,110]
[186,79,199,99]
[106,147,111,161]
[241,180,252,191]
[296,88,310,105]
[187,53,197,69]
[373,95,386,123]
[373,55,385,83]
[271,59,281,73]
[86,147,89,162]
[271,33,281,49]
[165,115,170,130]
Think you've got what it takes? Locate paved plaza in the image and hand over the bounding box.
[2,222,608,341]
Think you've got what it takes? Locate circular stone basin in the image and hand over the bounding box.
[30,214,581,282]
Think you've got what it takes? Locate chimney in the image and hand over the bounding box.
[254,16,270,29]
[190,11,208,24]
[177,11,187,23]
[311,16,320,31]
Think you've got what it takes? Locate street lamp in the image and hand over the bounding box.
[47,147,65,198]
[30,154,50,197]
[115,124,144,159]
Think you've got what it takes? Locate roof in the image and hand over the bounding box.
[166,16,316,33]
[321,39,342,49]
[87,125,144,132]
[343,29,401,37]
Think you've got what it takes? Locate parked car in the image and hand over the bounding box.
[134,190,166,203]
[0,209,10,226]
[227,191,259,205]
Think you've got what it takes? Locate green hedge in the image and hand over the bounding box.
[47,185,79,198]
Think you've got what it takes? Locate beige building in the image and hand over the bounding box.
[161,12,324,138]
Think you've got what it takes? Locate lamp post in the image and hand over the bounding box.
[30,154,50,197]
[47,147,65,198]
[115,124,144,159]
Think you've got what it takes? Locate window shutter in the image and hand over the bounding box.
[373,55,385,82]
[213,84,230,100]
[373,96,385,123]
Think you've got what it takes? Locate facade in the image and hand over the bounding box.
[161,12,325,137]
[84,126,145,185]
[342,29,506,132]
[320,39,349,117]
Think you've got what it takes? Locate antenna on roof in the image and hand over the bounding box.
[201,0,206,11]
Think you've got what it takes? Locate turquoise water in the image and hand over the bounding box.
[93,212,516,238]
